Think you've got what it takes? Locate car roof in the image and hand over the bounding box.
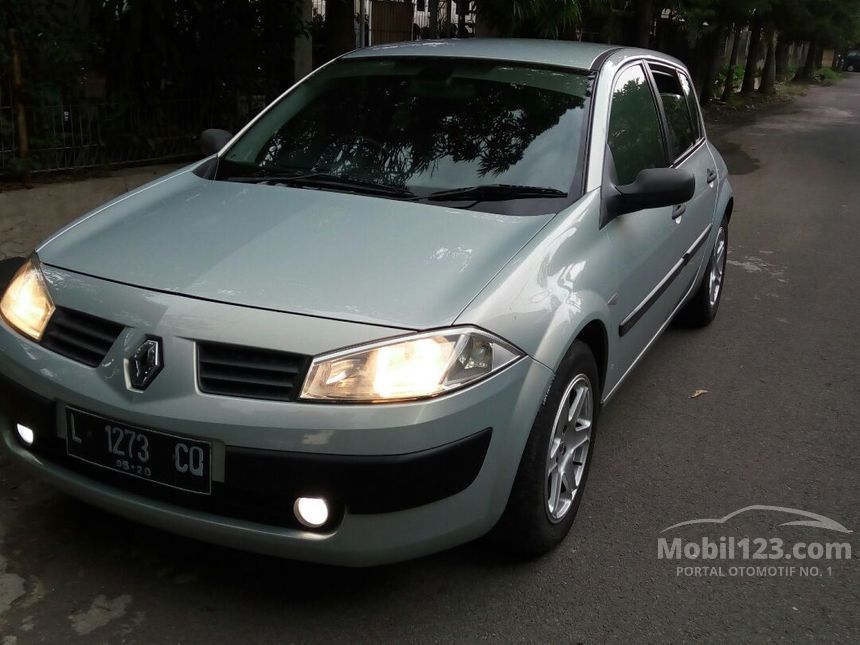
[342,39,682,72]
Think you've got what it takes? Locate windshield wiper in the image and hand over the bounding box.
[427,184,567,202]
[225,171,417,199]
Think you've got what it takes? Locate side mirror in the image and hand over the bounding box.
[606,168,695,217]
[200,129,234,156]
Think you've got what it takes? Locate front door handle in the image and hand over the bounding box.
[706,168,717,184]
[671,204,687,220]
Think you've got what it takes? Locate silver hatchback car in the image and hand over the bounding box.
[0,40,732,566]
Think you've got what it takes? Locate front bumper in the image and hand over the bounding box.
[0,268,554,565]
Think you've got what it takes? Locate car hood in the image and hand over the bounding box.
[38,168,554,329]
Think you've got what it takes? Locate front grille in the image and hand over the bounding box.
[41,307,124,367]
[197,342,311,402]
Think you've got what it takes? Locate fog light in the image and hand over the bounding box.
[294,497,329,528]
[16,423,34,446]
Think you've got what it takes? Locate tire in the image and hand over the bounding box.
[675,217,728,328]
[847,64,855,72]
[490,340,601,558]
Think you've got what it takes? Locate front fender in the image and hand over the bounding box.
[532,294,610,374]
[455,190,614,375]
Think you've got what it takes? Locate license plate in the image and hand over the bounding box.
[66,408,212,495]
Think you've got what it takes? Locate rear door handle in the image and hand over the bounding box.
[671,204,686,220]
[706,168,717,184]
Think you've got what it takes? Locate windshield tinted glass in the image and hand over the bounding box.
[220,57,591,211]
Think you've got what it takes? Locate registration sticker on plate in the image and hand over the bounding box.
[66,408,212,495]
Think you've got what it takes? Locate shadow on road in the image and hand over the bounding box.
[712,140,761,175]
[0,257,26,287]
[6,477,533,601]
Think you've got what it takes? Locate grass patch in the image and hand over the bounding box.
[723,93,747,109]
[783,82,809,96]
[692,65,843,128]
[789,68,843,87]
[813,67,842,85]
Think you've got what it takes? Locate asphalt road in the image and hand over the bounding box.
[1,76,859,644]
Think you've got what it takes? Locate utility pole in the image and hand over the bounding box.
[359,0,366,47]
[430,0,439,39]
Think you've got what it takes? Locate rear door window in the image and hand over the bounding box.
[650,66,699,159]
[678,71,703,142]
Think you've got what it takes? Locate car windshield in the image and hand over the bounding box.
[218,57,592,214]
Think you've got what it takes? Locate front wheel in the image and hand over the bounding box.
[490,341,600,557]
[675,218,728,328]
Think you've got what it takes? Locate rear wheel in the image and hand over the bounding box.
[491,341,600,557]
[675,217,728,328]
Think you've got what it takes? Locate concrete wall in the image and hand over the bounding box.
[0,164,183,261]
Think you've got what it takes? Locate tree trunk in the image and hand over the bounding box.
[634,0,653,48]
[699,25,725,105]
[689,26,707,90]
[721,23,743,102]
[458,0,467,37]
[327,0,356,57]
[740,14,764,94]
[831,48,843,70]
[775,37,790,80]
[442,0,452,37]
[9,29,31,187]
[796,40,817,80]
[758,26,776,94]
[815,45,824,70]
[474,0,509,37]
[294,0,313,79]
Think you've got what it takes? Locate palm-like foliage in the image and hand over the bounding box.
[476,0,600,37]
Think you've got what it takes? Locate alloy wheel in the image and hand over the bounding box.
[545,374,593,522]
[708,226,727,307]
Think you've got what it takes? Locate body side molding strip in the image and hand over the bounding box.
[618,224,713,337]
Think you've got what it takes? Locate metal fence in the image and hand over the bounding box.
[414,1,476,39]
[311,0,475,45]
[1,1,476,178]
[0,98,221,177]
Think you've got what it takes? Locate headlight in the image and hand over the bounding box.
[0,257,55,341]
[300,328,523,402]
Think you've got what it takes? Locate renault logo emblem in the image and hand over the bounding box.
[130,337,164,390]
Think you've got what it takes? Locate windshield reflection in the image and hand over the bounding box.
[220,58,591,213]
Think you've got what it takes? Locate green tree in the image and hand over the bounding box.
[740,7,766,94]
[475,0,597,38]
[770,0,860,81]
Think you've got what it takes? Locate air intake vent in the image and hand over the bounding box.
[197,342,311,402]
[41,307,124,367]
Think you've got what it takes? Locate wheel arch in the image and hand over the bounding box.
[574,319,609,396]
[531,299,612,396]
[714,171,734,227]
